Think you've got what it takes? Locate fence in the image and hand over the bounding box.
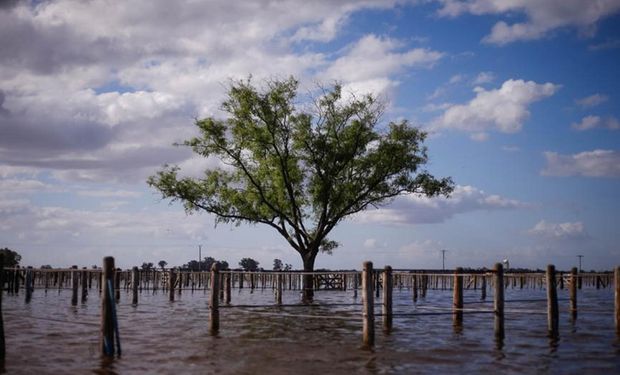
[0,257,618,360]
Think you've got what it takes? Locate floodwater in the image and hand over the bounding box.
[1,285,618,374]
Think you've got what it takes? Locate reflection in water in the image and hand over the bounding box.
[1,286,617,374]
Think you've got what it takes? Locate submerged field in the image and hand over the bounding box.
[2,285,618,374]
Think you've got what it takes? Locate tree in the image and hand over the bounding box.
[158,260,168,270]
[219,260,229,270]
[202,256,216,271]
[273,258,283,271]
[141,262,154,271]
[148,77,453,300]
[239,257,259,272]
[0,248,22,267]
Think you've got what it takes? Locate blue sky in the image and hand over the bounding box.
[1,0,619,271]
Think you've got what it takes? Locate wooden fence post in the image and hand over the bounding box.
[412,274,418,302]
[81,267,88,303]
[132,267,139,305]
[0,254,5,362]
[453,267,463,327]
[546,264,559,338]
[71,265,78,306]
[569,267,577,321]
[481,273,487,301]
[615,266,619,335]
[25,267,33,304]
[224,272,231,305]
[101,257,119,357]
[362,261,374,348]
[209,263,220,335]
[114,268,121,302]
[276,272,283,305]
[494,263,504,341]
[169,269,176,302]
[382,266,393,334]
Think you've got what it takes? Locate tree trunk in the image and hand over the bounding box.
[301,252,317,303]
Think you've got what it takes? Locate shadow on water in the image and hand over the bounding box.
[94,357,118,375]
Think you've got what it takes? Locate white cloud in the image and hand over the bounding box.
[322,34,443,97]
[77,189,142,198]
[572,115,619,131]
[437,0,620,45]
[542,149,620,177]
[0,178,52,196]
[575,93,608,108]
[571,115,601,131]
[0,0,411,182]
[472,71,495,85]
[528,220,587,239]
[433,79,559,136]
[354,185,526,225]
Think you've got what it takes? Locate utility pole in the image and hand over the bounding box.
[441,249,447,271]
[199,244,202,271]
[577,254,583,272]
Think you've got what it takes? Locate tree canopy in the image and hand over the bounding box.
[239,257,259,272]
[148,77,453,299]
[0,248,21,267]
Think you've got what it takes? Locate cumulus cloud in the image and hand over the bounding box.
[437,0,620,45]
[432,79,559,136]
[542,149,620,177]
[472,71,495,85]
[354,185,526,225]
[571,115,619,131]
[0,0,412,182]
[323,34,444,96]
[528,220,587,239]
[575,93,609,108]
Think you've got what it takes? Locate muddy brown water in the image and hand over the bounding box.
[1,286,618,374]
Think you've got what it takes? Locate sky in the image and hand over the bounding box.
[1,0,619,271]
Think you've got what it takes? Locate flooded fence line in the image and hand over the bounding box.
[0,258,618,358]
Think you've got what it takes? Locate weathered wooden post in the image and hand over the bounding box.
[362,261,374,348]
[382,266,393,334]
[546,264,559,338]
[224,272,231,305]
[276,272,283,305]
[81,267,88,303]
[71,265,79,306]
[481,273,487,300]
[114,268,121,302]
[494,263,504,340]
[239,272,244,289]
[412,274,418,302]
[131,267,139,305]
[169,268,176,302]
[375,270,380,299]
[615,266,619,335]
[453,267,463,327]
[13,266,20,295]
[101,257,119,357]
[569,267,578,321]
[25,267,34,303]
[0,254,5,362]
[209,263,220,335]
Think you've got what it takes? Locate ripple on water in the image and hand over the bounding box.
[1,287,617,374]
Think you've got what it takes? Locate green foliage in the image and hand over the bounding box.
[158,260,168,269]
[148,77,453,270]
[273,258,283,271]
[141,262,154,271]
[0,247,21,267]
[239,257,259,271]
